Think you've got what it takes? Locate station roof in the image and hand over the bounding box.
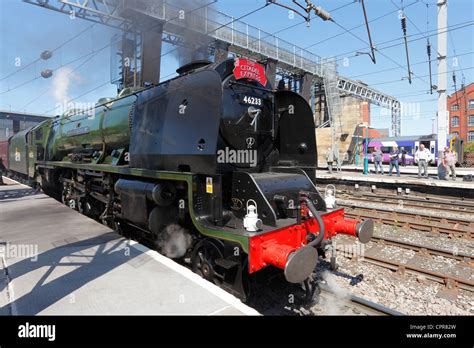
[0,110,52,122]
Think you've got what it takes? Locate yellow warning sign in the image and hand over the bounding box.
[206,177,213,194]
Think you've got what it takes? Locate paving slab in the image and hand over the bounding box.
[0,177,259,315]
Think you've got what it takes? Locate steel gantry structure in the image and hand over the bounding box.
[23,0,402,136]
[337,77,401,136]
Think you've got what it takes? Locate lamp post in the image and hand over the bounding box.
[363,125,369,175]
[355,135,359,166]
[355,123,364,167]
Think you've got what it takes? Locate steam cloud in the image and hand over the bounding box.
[51,67,82,106]
[157,224,193,259]
[320,271,351,315]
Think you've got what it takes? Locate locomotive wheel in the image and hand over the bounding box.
[113,219,133,239]
[77,198,87,214]
[191,239,225,285]
[61,191,67,205]
[77,197,98,218]
[61,192,77,210]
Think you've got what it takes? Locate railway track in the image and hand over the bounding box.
[335,236,474,292]
[370,235,472,261]
[339,191,474,215]
[333,191,473,288]
[318,283,403,316]
[342,206,473,238]
[359,253,473,292]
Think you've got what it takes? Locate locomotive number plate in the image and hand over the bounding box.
[240,95,262,106]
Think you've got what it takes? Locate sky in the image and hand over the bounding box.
[0,0,473,136]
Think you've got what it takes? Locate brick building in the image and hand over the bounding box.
[448,82,474,143]
[314,92,388,165]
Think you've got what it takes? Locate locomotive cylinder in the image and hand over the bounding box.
[114,179,177,228]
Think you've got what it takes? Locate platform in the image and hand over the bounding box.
[316,169,474,196]
[0,177,258,315]
[317,164,474,177]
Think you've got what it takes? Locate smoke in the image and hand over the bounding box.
[51,67,83,106]
[320,271,351,315]
[157,224,193,259]
[166,0,216,66]
[121,0,217,67]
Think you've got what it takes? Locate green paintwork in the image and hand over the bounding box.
[37,160,251,253]
[7,118,52,178]
[48,92,138,161]
[28,119,53,178]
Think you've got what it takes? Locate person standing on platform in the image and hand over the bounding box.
[334,147,341,172]
[373,147,384,174]
[444,147,457,181]
[415,144,431,178]
[326,147,334,174]
[388,146,400,177]
[400,147,407,166]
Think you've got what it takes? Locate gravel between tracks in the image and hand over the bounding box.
[375,224,474,256]
[322,243,473,315]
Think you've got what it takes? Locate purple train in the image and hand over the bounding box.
[365,134,463,166]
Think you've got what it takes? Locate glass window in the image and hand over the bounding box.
[469,100,474,109]
[451,116,459,127]
[451,104,459,111]
[468,131,474,142]
[403,146,413,154]
[469,115,474,126]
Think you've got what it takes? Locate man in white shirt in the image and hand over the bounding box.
[415,144,431,178]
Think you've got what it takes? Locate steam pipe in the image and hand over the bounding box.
[300,196,325,247]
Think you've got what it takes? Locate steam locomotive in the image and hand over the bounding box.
[4,58,373,300]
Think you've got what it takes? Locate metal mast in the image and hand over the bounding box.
[437,0,448,154]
